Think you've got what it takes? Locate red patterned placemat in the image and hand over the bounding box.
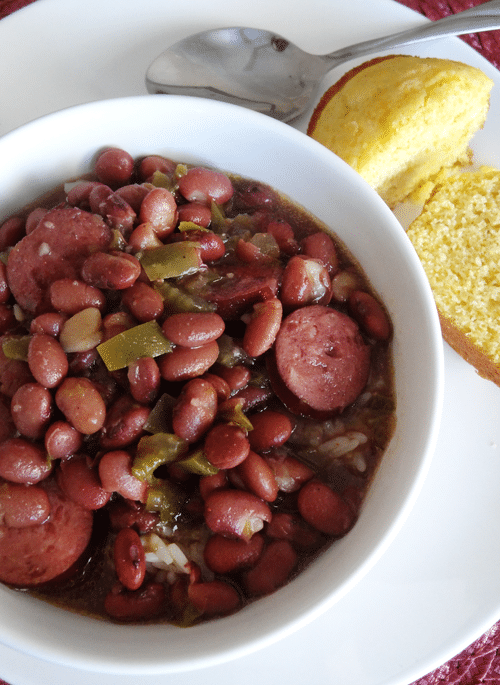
[0,1,500,685]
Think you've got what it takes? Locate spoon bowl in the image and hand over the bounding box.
[146,0,500,122]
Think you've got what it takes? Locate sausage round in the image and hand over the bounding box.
[0,478,93,586]
[273,305,370,414]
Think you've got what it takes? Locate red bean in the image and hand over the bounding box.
[0,398,15,442]
[348,290,391,341]
[242,540,297,596]
[81,251,141,290]
[204,423,250,470]
[0,262,11,304]
[266,512,323,551]
[57,454,111,510]
[162,312,225,348]
[127,357,160,405]
[301,232,339,276]
[113,527,146,591]
[0,304,16,335]
[138,155,176,182]
[100,396,150,449]
[30,312,66,337]
[95,148,134,187]
[199,470,228,500]
[280,255,332,308]
[104,581,167,622]
[0,482,51,528]
[212,364,251,392]
[203,532,264,574]
[265,219,299,256]
[248,410,293,453]
[44,421,83,460]
[178,167,233,205]
[177,202,212,227]
[330,269,362,303]
[172,378,218,443]
[158,341,219,382]
[102,311,134,341]
[11,382,52,440]
[28,333,68,389]
[204,489,271,541]
[0,216,25,251]
[188,580,240,617]
[66,180,106,208]
[297,479,354,536]
[127,223,163,252]
[0,438,53,484]
[139,187,177,239]
[201,372,231,401]
[55,376,106,434]
[234,450,278,502]
[242,297,282,357]
[49,278,106,315]
[114,184,149,213]
[98,450,148,502]
[121,281,164,322]
[264,453,315,493]
[108,499,159,534]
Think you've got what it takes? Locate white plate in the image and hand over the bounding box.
[0,0,499,684]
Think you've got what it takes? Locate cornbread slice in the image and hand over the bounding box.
[307,55,493,208]
[407,168,500,385]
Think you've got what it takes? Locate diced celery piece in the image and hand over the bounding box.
[97,320,172,371]
[151,171,175,191]
[133,433,188,483]
[140,242,202,281]
[2,335,31,361]
[177,221,208,233]
[217,400,254,433]
[216,334,248,368]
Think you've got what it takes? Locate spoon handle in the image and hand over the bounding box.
[324,0,500,66]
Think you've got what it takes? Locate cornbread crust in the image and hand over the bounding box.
[407,168,500,385]
[307,55,493,208]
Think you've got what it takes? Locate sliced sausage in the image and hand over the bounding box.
[6,207,112,314]
[0,478,93,586]
[273,305,370,414]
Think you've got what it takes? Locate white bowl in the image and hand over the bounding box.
[0,95,444,674]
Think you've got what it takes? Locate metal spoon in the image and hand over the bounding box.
[146,0,500,123]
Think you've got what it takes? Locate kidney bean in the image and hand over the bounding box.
[127,357,160,405]
[44,420,83,460]
[139,187,178,239]
[212,364,251,392]
[11,382,52,440]
[242,297,282,357]
[178,167,234,205]
[108,499,159,533]
[203,532,264,574]
[199,470,228,500]
[59,307,103,354]
[0,482,51,528]
[242,540,297,596]
[98,450,148,502]
[177,202,212,228]
[27,333,68,389]
[204,423,250,470]
[104,581,167,622]
[264,453,315,493]
[121,281,164,322]
[25,207,47,234]
[102,311,134,341]
[201,372,231,401]
[68,349,99,375]
[330,269,362,303]
[66,180,106,208]
[0,398,15,442]
[266,512,323,551]
[265,219,299,256]
[0,216,25,251]
[0,438,53,484]
[297,479,354,536]
[55,376,106,434]
[172,378,218,443]
[301,232,339,276]
[247,410,293,453]
[127,222,164,252]
[138,155,176,182]
[234,450,278,502]
[162,312,225,348]
[113,527,146,591]
[158,340,219,382]
[280,255,332,309]
[30,312,66,337]
[95,148,134,187]
[188,580,240,617]
[100,396,150,449]
[49,278,106,315]
[0,304,16,335]
[0,262,10,304]
[114,184,149,213]
[204,489,271,541]
[348,290,391,341]
[57,454,111,510]
[81,251,141,290]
